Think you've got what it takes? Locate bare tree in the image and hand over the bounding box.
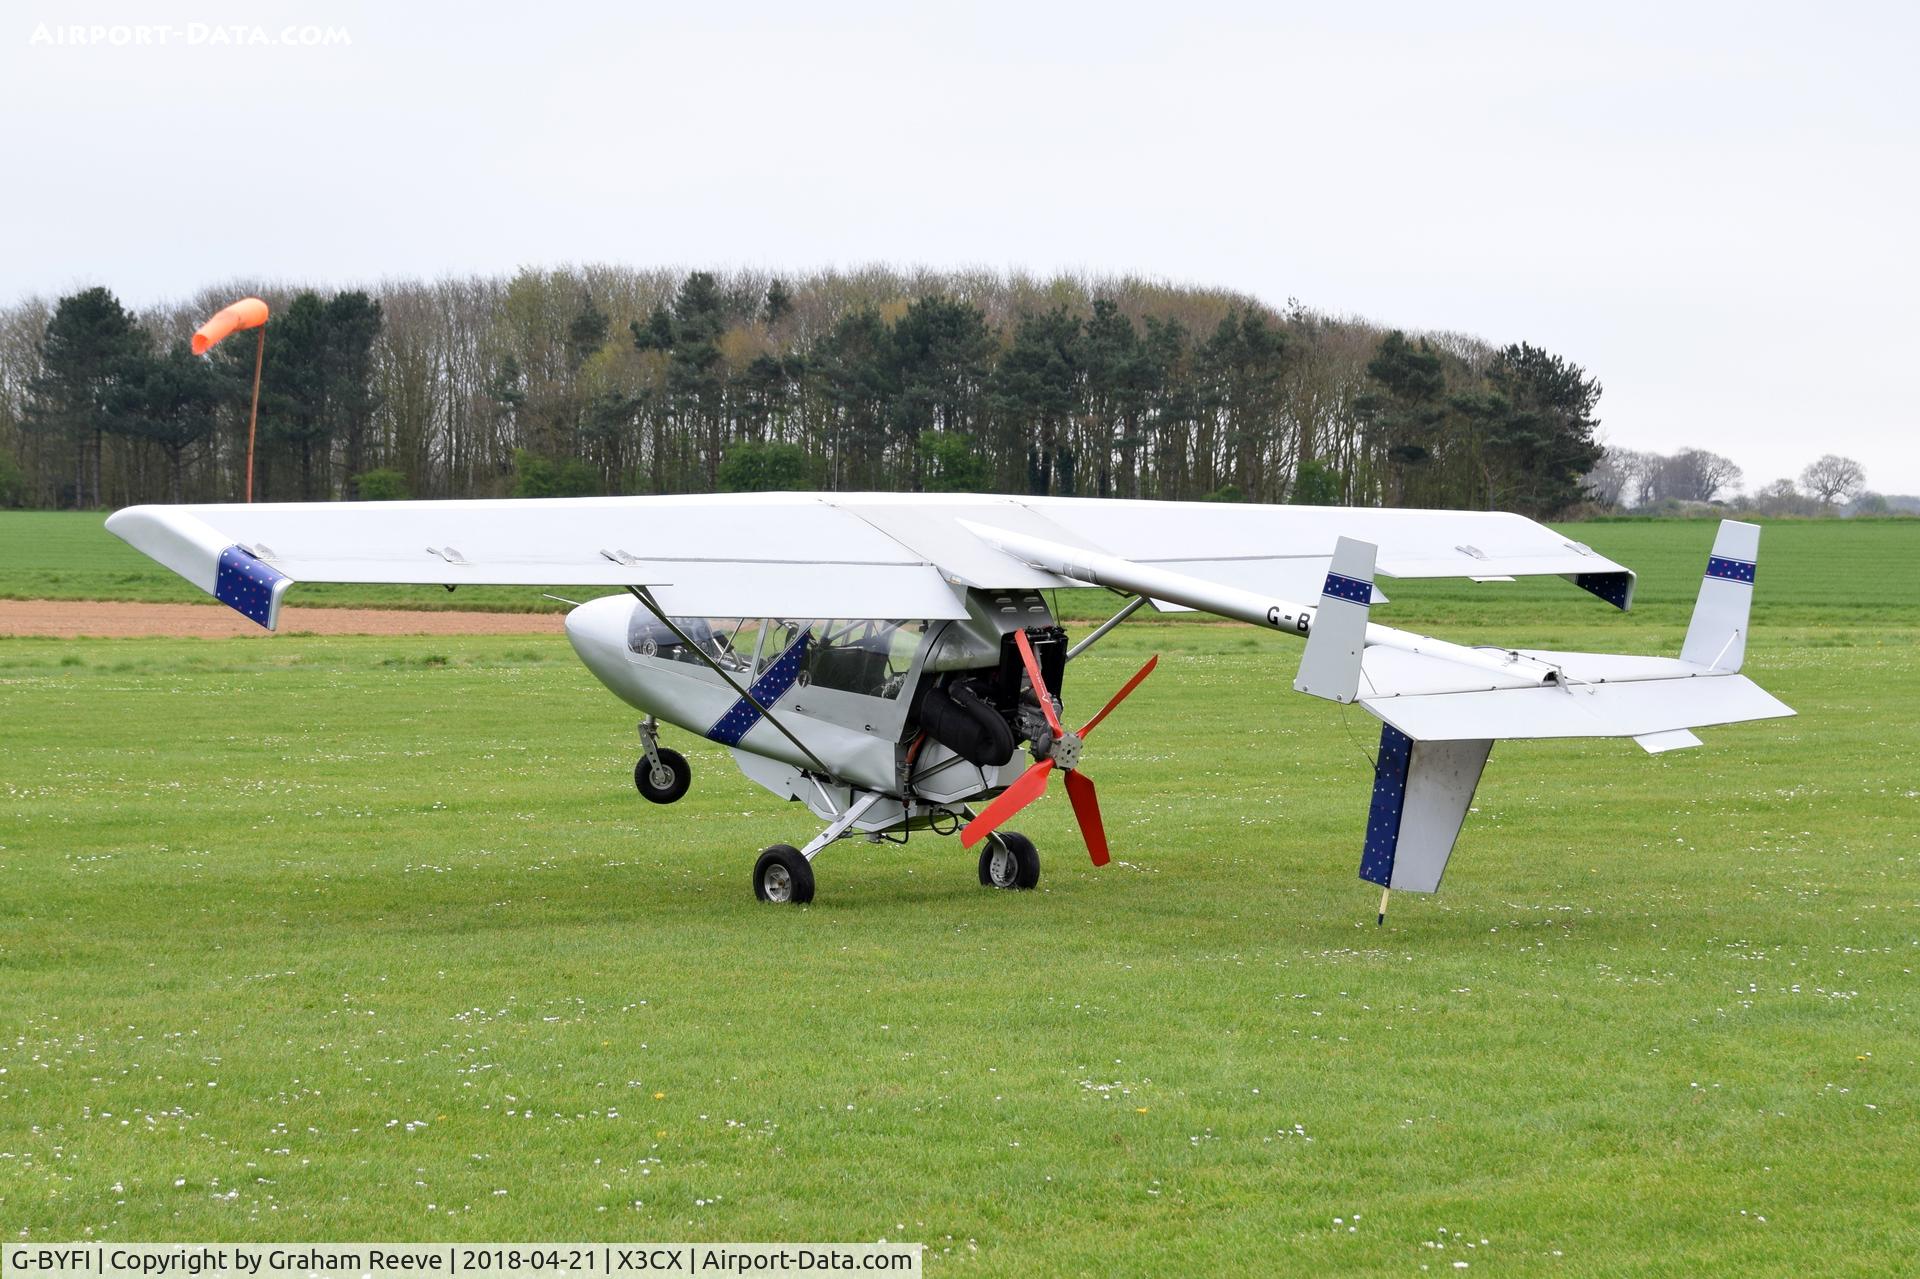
[1582,445,1637,509]
[1688,448,1743,502]
[1752,477,1818,517]
[1647,447,1743,503]
[1617,448,1658,508]
[1799,454,1865,508]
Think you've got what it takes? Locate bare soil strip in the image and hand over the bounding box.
[0,599,566,639]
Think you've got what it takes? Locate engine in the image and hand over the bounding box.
[911,622,1068,768]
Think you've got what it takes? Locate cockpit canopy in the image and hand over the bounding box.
[799,619,925,701]
[627,612,926,702]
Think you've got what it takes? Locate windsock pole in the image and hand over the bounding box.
[190,297,271,503]
[245,326,264,503]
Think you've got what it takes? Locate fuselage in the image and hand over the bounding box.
[563,589,1062,820]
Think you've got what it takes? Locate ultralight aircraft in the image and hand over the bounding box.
[106,495,1791,913]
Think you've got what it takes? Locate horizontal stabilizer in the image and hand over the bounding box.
[1363,669,1793,742]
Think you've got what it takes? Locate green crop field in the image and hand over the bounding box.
[2,516,1916,1275]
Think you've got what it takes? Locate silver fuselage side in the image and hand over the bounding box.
[563,589,1056,818]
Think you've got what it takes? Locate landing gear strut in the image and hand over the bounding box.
[750,793,1041,905]
[634,717,691,804]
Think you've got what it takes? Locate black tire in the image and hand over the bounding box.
[634,748,691,804]
[978,830,1040,890]
[753,844,815,904]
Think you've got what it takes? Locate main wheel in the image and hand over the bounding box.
[753,844,815,904]
[979,830,1040,890]
[634,748,691,804]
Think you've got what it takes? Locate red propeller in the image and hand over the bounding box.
[961,630,1157,866]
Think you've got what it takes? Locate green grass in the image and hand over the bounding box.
[1,520,1917,1275]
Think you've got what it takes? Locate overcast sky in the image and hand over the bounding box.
[5,1,1914,492]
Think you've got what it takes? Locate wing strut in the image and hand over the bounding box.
[626,587,836,780]
[1066,594,1147,662]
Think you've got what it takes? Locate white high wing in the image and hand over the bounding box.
[105,494,1792,913]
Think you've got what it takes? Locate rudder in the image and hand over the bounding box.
[1294,536,1375,703]
[1682,519,1759,672]
[1359,723,1493,894]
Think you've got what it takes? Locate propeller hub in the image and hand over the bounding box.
[1048,730,1085,771]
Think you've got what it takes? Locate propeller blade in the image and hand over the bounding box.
[1013,629,1064,737]
[961,758,1055,848]
[1062,767,1110,866]
[1078,653,1159,738]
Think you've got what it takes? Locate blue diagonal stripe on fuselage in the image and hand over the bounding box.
[706,632,812,746]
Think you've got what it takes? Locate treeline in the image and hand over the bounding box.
[1585,446,1892,517]
[0,266,1604,517]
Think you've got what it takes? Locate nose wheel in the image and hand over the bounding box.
[633,717,691,805]
[979,830,1040,890]
[634,747,691,804]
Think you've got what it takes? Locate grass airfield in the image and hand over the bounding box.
[1,516,1916,1275]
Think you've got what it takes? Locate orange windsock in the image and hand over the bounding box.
[191,297,270,355]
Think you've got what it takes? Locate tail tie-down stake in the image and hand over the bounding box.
[961,519,1792,921]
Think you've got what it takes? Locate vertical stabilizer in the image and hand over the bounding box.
[1294,537,1375,703]
[1682,520,1760,672]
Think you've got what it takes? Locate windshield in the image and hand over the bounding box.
[627,614,751,671]
[629,613,924,698]
[797,619,924,700]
